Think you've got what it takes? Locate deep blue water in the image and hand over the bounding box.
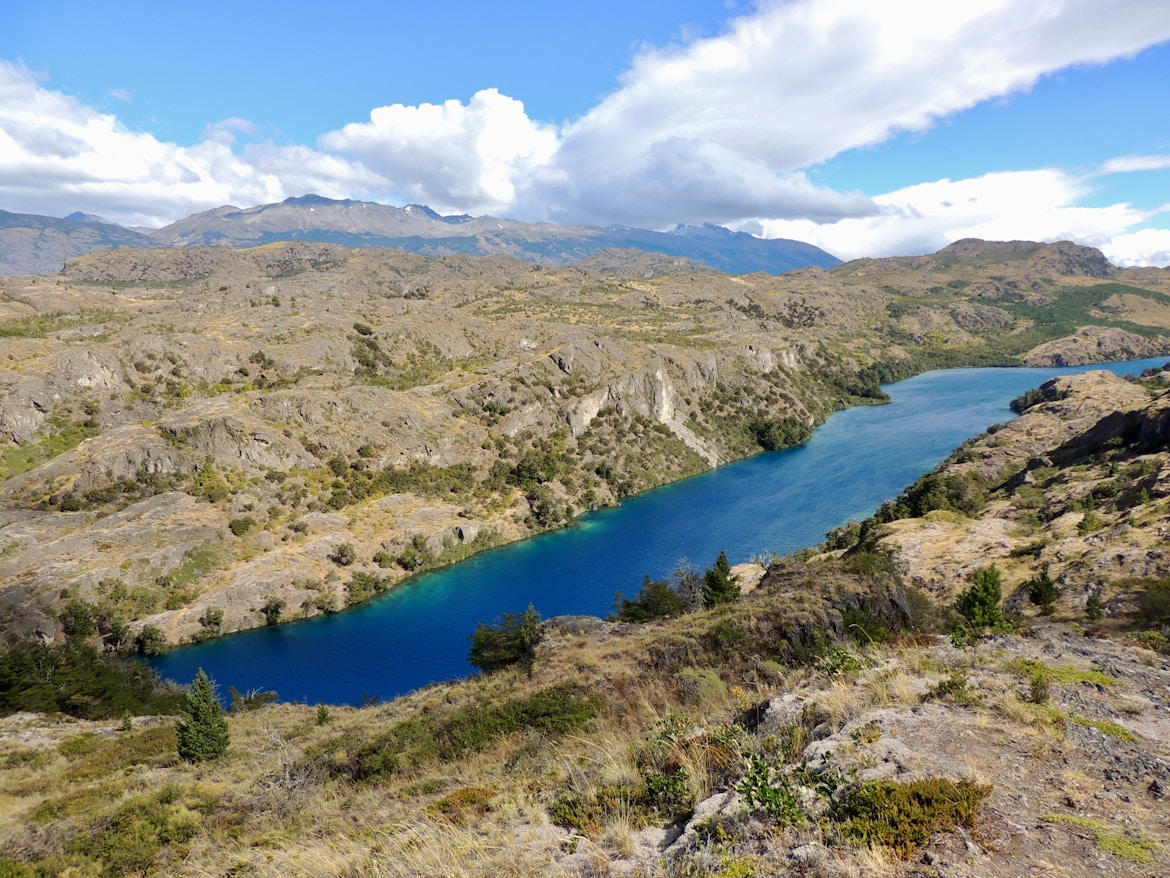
[151,358,1167,704]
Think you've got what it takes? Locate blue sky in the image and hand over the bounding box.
[2,0,1170,265]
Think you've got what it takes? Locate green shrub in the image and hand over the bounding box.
[736,755,806,827]
[259,596,285,626]
[1086,592,1104,621]
[921,672,981,707]
[613,576,686,622]
[468,604,541,673]
[136,626,168,656]
[228,516,255,537]
[0,640,181,719]
[328,542,356,566]
[350,683,600,780]
[834,778,990,858]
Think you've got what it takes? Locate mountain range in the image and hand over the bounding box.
[0,195,841,276]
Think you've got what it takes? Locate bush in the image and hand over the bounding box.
[175,670,230,762]
[135,626,168,656]
[1086,592,1104,621]
[259,597,286,626]
[329,542,357,566]
[468,604,541,674]
[228,516,256,536]
[614,576,686,622]
[0,640,181,719]
[834,778,990,858]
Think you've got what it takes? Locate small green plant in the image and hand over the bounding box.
[1027,671,1050,704]
[1044,814,1158,863]
[956,565,1006,629]
[921,671,981,707]
[818,647,864,677]
[735,755,806,827]
[1078,510,1102,535]
[315,704,333,726]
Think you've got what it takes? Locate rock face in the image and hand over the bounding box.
[1024,326,1168,366]
[871,368,1170,615]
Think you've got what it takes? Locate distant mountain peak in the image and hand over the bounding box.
[404,204,474,224]
[281,194,348,208]
[64,211,113,225]
[669,222,739,240]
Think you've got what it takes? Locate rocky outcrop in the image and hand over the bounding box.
[1023,326,1168,366]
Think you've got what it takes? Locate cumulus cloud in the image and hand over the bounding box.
[320,89,557,216]
[513,0,1170,226]
[0,62,385,227]
[1103,228,1170,267]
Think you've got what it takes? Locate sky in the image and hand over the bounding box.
[2,0,1170,265]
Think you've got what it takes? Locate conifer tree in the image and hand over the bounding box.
[702,550,740,608]
[176,669,230,762]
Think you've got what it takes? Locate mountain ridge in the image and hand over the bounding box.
[0,195,841,276]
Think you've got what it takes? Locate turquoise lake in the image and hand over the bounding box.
[151,358,1167,704]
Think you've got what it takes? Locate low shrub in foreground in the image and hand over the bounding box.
[348,682,602,781]
[834,778,990,858]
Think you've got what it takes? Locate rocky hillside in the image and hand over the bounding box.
[1,240,1170,650]
[0,365,1167,876]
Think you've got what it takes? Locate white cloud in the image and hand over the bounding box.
[513,0,1170,226]
[320,89,558,216]
[3,1,1170,262]
[754,170,1154,262]
[0,61,385,227]
[201,117,261,147]
[1103,228,1170,267]
[1100,154,1170,174]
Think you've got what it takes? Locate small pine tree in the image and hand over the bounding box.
[176,669,230,762]
[1027,565,1059,615]
[955,565,1006,629]
[1086,592,1104,621]
[702,550,740,608]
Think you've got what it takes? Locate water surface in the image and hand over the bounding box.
[152,358,1166,704]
